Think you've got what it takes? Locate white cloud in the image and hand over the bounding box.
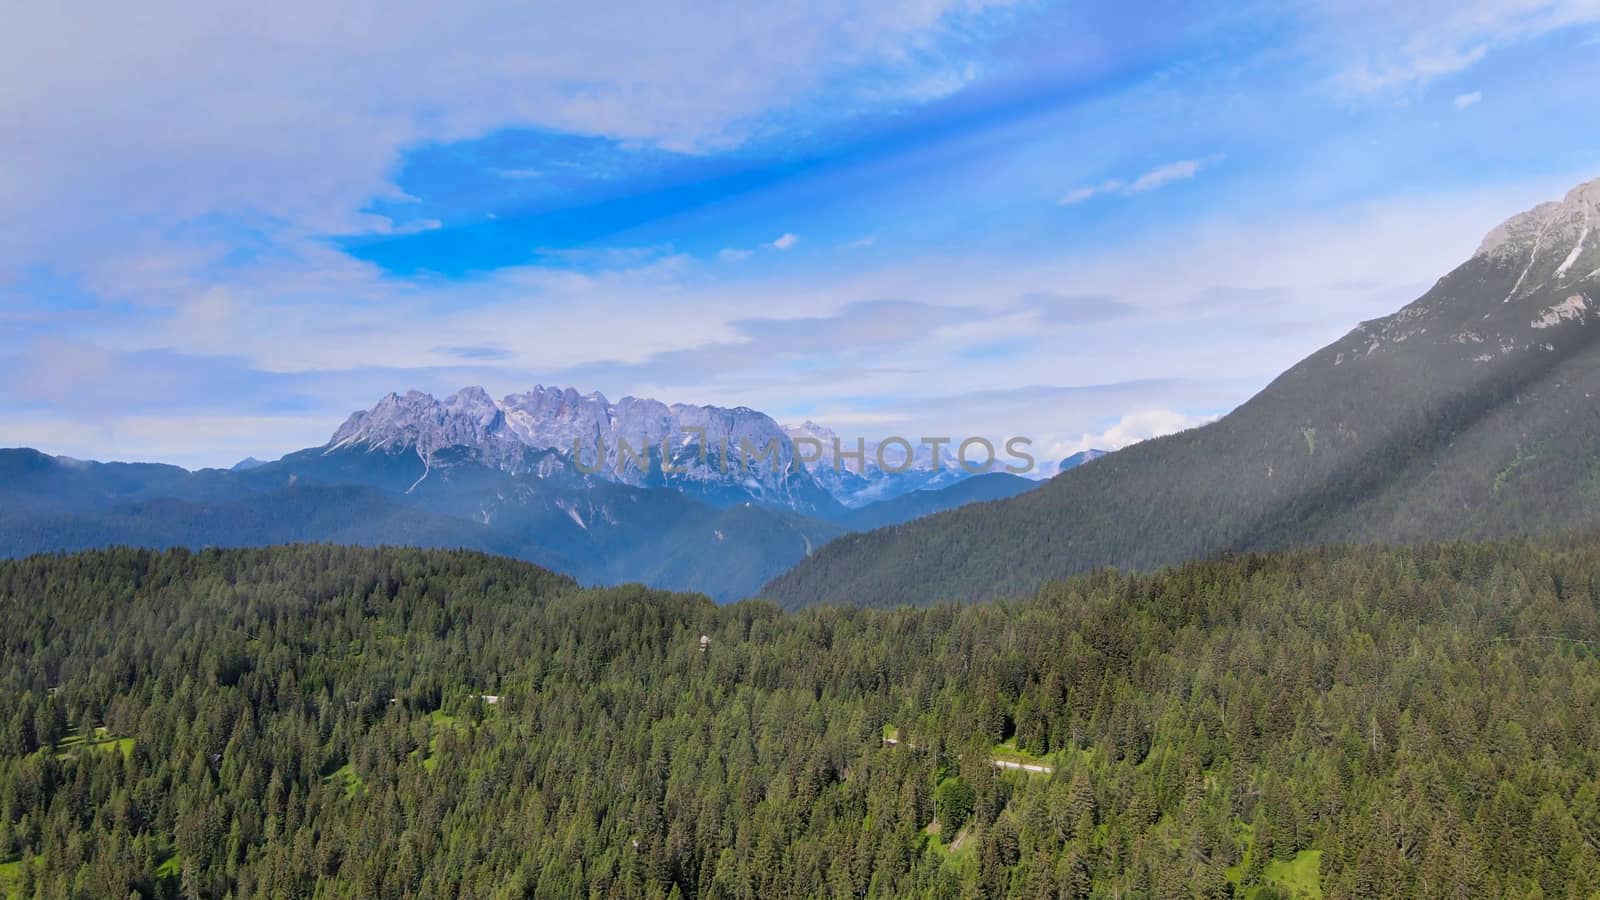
[1058,186,1101,206]
[0,1,1011,282]
[1059,159,1214,205]
[718,248,753,262]
[770,233,800,250]
[1128,160,1204,193]
[369,218,444,235]
[1053,408,1219,454]
[1453,90,1484,108]
[1338,44,1489,95]
[1322,0,1600,95]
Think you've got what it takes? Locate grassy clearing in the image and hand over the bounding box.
[1260,850,1322,898]
[1224,826,1322,900]
[155,852,183,879]
[933,825,976,875]
[921,821,976,877]
[413,707,466,773]
[0,857,42,894]
[323,762,362,798]
[55,727,134,760]
[990,738,1054,768]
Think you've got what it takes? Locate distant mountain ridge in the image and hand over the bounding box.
[329,385,844,515]
[0,390,1053,599]
[327,385,1032,516]
[838,473,1039,531]
[782,420,970,507]
[763,176,1600,608]
[1058,449,1109,473]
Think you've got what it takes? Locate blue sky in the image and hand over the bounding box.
[3,0,1600,468]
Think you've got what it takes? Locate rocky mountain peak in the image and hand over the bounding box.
[324,386,843,514]
[1474,177,1599,288]
[1330,176,1600,369]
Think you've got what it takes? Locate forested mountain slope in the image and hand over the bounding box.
[3,539,1600,897]
[766,177,1600,608]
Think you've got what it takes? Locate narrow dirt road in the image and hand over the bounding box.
[882,734,1054,774]
[991,759,1053,774]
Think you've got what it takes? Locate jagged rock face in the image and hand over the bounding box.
[499,387,618,457]
[327,386,841,514]
[329,388,528,473]
[1477,178,1600,285]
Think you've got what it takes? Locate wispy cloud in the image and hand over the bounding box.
[1185,285,1291,312]
[1018,292,1139,325]
[1323,0,1600,95]
[533,245,674,268]
[715,233,799,259]
[1128,160,1205,193]
[1059,157,1220,205]
[0,0,1016,281]
[551,299,984,390]
[1453,90,1483,109]
[1336,44,1488,95]
[438,345,516,361]
[1059,183,1118,205]
[366,218,443,235]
